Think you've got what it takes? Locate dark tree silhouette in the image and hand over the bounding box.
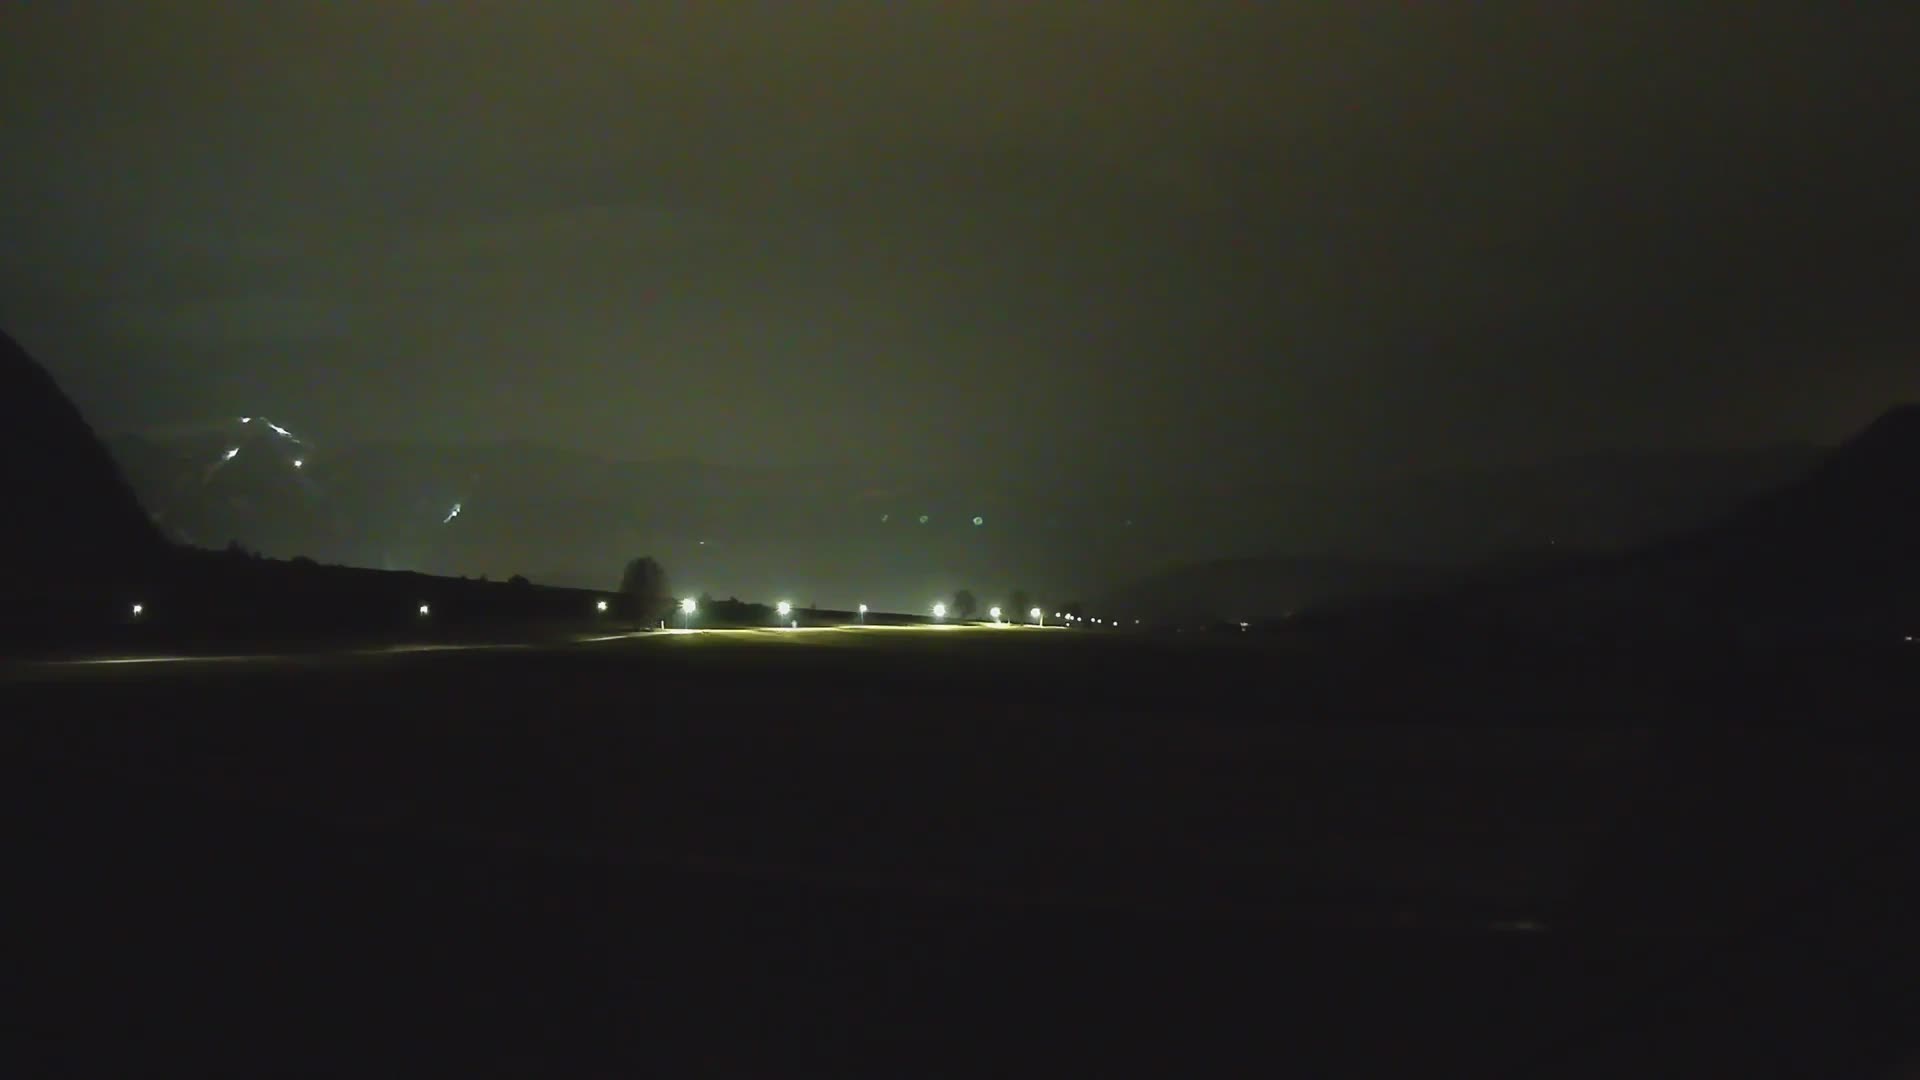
[952,588,978,619]
[1010,589,1032,621]
[619,556,670,625]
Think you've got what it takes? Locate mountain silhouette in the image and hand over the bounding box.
[108,423,1821,608]
[1637,403,1920,634]
[1361,406,1920,645]
[0,328,163,612]
[1095,556,1446,623]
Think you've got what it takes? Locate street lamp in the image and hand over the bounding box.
[857,603,868,623]
[932,602,947,620]
[989,606,1002,623]
[596,599,608,613]
[418,603,431,617]
[1031,607,1044,625]
[776,600,792,623]
[130,602,144,617]
[680,597,696,629]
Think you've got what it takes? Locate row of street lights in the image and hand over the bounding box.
[931,603,1052,626]
[125,595,1102,632]
[640,597,1062,629]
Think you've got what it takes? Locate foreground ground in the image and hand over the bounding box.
[5,626,1917,1075]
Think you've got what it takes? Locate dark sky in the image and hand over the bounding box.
[4,3,1917,490]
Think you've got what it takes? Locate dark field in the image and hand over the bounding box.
[6,627,1917,1075]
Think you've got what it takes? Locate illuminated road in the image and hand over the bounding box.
[3,622,1052,672]
[14,622,1057,674]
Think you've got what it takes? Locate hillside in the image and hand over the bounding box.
[0,329,164,615]
[1631,404,1920,635]
[1095,556,1447,623]
[0,329,629,648]
[1349,406,1920,646]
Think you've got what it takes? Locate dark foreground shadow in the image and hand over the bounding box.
[6,754,1917,1079]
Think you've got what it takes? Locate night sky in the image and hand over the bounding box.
[4,3,1917,492]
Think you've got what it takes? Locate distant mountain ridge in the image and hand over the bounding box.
[106,424,1826,609]
[1,327,629,648]
[1094,556,1447,623]
[1633,402,1920,635]
[1337,405,1920,645]
[1092,445,1824,622]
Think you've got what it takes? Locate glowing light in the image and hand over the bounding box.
[1491,919,1548,934]
[130,602,144,616]
[989,606,1002,621]
[291,458,304,468]
[265,420,293,438]
[442,502,462,524]
[418,603,431,616]
[918,514,929,524]
[972,516,984,526]
[680,598,697,615]
[1030,607,1043,622]
[858,603,868,614]
[776,601,792,617]
[595,599,608,613]
[222,447,240,462]
[932,602,947,619]
[240,417,252,424]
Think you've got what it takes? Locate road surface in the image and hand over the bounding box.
[5,626,1914,1075]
